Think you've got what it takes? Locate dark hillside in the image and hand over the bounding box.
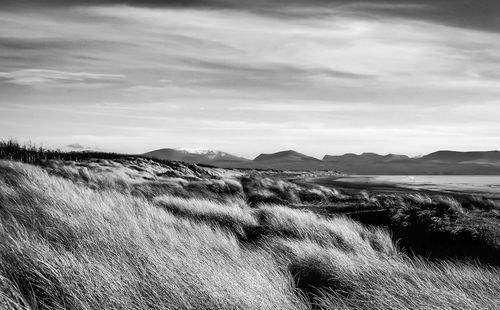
[419,150,500,164]
[255,150,321,162]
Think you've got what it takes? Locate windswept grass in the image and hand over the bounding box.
[240,175,345,206]
[0,161,304,310]
[36,158,244,204]
[256,205,396,256]
[0,160,499,310]
[373,193,500,265]
[154,195,256,239]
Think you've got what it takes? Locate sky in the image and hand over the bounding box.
[1,0,499,158]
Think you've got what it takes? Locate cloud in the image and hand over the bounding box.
[0,37,73,50]
[2,0,500,32]
[343,1,500,33]
[66,142,101,150]
[2,4,499,104]
[183,59,377,80]
[1,2,500,156]
[0,69,125,87]
[67,143,84,149]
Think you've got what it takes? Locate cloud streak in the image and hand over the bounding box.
[2,0,500,32]
[0,69,125,87]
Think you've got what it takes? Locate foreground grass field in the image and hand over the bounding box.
[1,159,499,309]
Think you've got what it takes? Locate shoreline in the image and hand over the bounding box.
[300,175,500,199]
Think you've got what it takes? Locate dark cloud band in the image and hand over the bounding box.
[3,0,499,33]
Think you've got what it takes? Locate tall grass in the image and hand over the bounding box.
[374,192,500,265]
[256,205,396,256]
[0,161,304,310]
[0,139,132,164]
[240,175,345,206]
[0,139,210,179]
[0,160,499,310]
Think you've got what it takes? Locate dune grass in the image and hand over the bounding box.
[0,160,499,310]
[0,161,304,310]
[371,192,500,265]
[240,175,345,206]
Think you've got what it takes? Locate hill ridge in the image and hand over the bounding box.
[143,147,500,174]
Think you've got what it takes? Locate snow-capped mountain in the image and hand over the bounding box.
[177,148,231,160]
[142,148,250,166]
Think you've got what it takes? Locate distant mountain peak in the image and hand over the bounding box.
[143,147,500,173]
[323,152,409,164]
[177,147,228,160]
[254,150,321,162]
[143,147,249,166]
[420,150,500,164]
[178,147,218,155]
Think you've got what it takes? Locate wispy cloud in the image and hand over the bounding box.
[0,69,125,88]
[3,0,500,32]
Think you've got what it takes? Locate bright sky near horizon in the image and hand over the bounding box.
[1,0,499,158]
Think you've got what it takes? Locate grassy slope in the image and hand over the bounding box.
[290,183,500,266]
[0,159,499,310]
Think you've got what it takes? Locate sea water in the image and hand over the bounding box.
[335,175,500,197]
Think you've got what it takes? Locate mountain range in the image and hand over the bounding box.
[143,148,500,174]
[143,148,250,167]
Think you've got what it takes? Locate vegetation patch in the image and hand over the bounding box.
[0,160,499,310]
